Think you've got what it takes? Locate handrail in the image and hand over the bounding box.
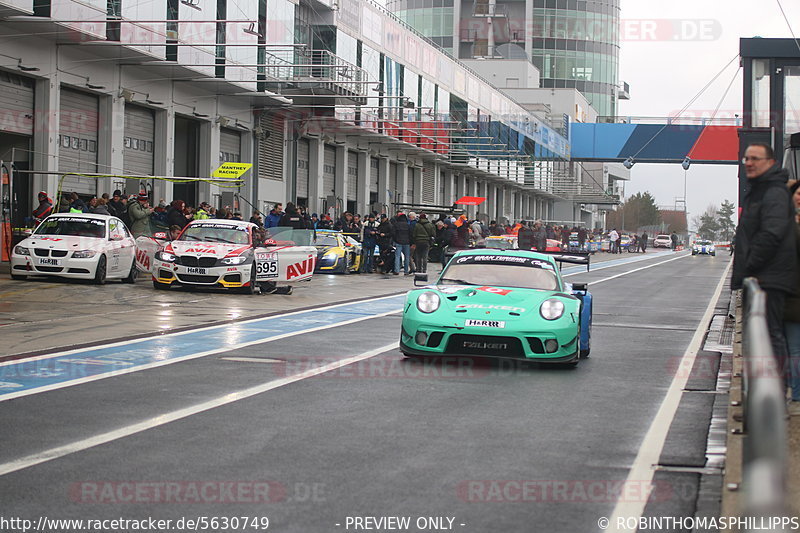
[740,277,789,531]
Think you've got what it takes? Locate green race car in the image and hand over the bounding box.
[400,249,593,365]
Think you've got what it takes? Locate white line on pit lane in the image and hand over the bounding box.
[0,342,399,477]
[563,252,691,282]
[605,259,732,532]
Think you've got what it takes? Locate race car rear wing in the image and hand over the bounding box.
[536,251,591,271]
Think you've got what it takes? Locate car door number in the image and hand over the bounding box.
[255,252,279,279]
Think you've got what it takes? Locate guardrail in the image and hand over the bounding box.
[740,277,789,531]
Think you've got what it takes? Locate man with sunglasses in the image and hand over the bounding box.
[732,143,797,383]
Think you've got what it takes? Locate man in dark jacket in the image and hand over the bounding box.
[532,220,547,251]
[732,142,797,381]
[518,221,534,251]
[361,214,379,273]
[376,214,393,273]
[108,190,125,218]
[411,214,435,273]
[278,202,310,229]
[390,212,412,275]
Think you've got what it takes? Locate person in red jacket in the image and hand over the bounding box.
[31,191,53,224]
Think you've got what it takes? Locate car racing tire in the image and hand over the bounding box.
[341,255,351,275]
[275,286,293,295]
[238,266,257,295]
[94,255,107,285]
[122,261,138,284]
[153,280,170,290]
[11,274,26,281]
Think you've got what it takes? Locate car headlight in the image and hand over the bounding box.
[416,291,440,313]
[13,245,30,255]
[72,250,97,258]
[155,251,176,262]
[221,256,248,265]
[540,299,565,320]
[322,251,339,260]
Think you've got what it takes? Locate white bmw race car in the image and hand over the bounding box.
[692,240,716,256]
[11,213,137,284]
[147,220,316,293]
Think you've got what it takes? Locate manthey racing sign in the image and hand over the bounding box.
[212,163,252,179]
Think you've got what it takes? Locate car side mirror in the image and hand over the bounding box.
[414,274,429,286]
[153,231,168,240]
[571,282,588,292]
[110,234,124,241]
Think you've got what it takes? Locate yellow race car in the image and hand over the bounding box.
[313,230,362,274]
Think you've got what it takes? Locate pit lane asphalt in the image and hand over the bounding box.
[0,250,730,532]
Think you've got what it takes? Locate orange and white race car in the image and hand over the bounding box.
[140,220,316,294]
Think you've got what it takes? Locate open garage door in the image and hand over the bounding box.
[0,71,34,226]
[59,88,98,196]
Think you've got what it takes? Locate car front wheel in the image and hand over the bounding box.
[122,261,138,284]
[94,255,107,285]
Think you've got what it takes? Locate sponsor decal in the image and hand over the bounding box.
[476,286,512,296]
[455,304,526,313]
[34,237,64,241]
[286,258,315,280]
[46,217,104,225]
[189,222,246,230]
[184,248,217,254]
[135,249,151,270]
[465,319,506,328]
[463,341,508,350]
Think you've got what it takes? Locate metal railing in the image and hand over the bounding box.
[740,278,790,531]
[261,48,368,97]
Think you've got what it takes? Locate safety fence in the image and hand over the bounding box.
[740,277,790,532]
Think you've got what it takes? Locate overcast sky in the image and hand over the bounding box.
[617,0,800,225]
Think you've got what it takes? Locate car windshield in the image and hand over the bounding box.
[314,233,340,247]
[485,238,516,250]
[439,255,559,291]
[696,240,712,245]
[178,223,250,244]
[264,227,315,246]
[657,235,670,240]
[34,217,106,238]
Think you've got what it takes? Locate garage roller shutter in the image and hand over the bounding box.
[123,104,154,176]
[220,128,240,163]
[422,164,435,204]
[370,157,378,193]
[322,145,336,199]
[258,113,284,181]
[59,88,98,196]
[347,150,358,202]
[296,138,310,199]
[0,71,34,136]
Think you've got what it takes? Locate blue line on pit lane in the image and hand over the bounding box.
[0,295,406,397]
